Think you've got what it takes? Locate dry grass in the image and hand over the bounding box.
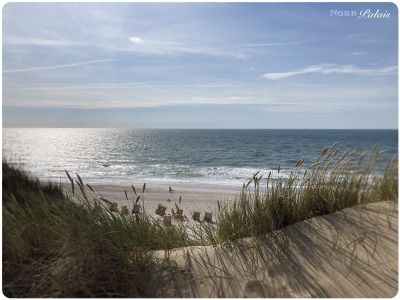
[2,162,189,297]
[211,144,398,242]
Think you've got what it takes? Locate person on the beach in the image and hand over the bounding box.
[169,186,174,193]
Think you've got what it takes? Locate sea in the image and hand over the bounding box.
[2,129,398,188]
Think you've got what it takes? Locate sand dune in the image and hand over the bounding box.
[62,182,398,297]
[148,201,398,297]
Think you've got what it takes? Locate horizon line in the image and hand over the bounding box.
[3,127,398,130]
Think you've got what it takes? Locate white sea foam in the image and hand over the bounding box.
[26,162,292,187]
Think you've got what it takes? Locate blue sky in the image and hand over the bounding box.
[3,2,398,128]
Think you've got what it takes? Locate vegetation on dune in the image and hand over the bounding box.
[3,162,189,297]
[213,145,398,242]
[2,144,398,297]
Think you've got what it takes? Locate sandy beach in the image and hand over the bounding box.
[62,182,239,222]
[148,200,398,297]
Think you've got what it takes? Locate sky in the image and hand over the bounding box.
[3,2,398,128]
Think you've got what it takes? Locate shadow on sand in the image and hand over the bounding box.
[147,201,398,297]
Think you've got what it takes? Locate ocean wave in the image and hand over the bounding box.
[4,128,396,188]
[103,164,289,186]
[23,161,292,187]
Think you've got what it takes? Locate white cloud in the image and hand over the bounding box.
[236,53,249,60]
[4,79,397,111]
[122,38,236,57]
[349,51,365,56]
[4,36,78,47]
[129,36,143,44]
[237,38,320,48]
[262,64,398,80]
[3,59,115,73]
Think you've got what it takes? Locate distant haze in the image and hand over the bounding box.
[3,3,398,129]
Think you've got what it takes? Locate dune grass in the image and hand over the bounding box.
[213,145,398,242]
[2,162,189,297]
[2,144,398,297]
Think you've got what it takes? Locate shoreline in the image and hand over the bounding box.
[43,175,245,191]
[86,181,243,192]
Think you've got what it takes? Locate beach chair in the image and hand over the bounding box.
[156,204,167,216]
[120,205,129,216]
[163,215,172,226]
[193,211,201,222]
[132,204,141,214]
[110,202,119,213]
[204,212,212,222]
[172,204,185,221]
